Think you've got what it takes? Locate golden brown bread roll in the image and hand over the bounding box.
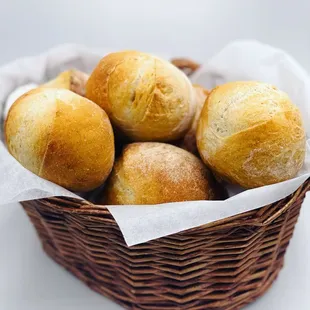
[197,81,306,188]
[5,88,115,192]
[179,84,209,154]
[42,69,89,97]
[104,142,217,205]
[86,51,195,142]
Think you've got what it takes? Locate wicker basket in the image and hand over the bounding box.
[18,58,310,309]
[21,180,309,310]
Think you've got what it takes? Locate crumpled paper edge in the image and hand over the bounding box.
[109,173,309,246]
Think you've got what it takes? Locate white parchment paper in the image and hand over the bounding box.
[0,41,309,246]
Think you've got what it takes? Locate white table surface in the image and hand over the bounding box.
[1,0,310,309]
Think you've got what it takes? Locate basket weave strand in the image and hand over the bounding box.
[21,179,309,310]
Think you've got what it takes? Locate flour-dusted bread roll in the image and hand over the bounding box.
[179,84,209,154]
[42,69,89,97]
[104,142,217,205]
[5,88,115,192]
[86,51,195,142]
[197,81,306,188]
[4,84,38,119]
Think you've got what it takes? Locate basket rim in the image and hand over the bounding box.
[27,178,309,235]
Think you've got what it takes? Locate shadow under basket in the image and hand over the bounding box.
[21,179,309,310]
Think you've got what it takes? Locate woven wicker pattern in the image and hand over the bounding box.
[171,58,201,76]
[21,179,309,310]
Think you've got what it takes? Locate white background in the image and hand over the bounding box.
[1,0,310,71]
[0,0,310,309]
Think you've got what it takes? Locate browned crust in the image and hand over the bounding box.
[5,88,115,192]
[197,81,306,188]
[179,84,209,154]
[104,142,221,205]
[86,51,195,142]
[42,69,89,97]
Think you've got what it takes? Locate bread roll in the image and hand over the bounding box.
[5,88,115,192]
[4,84,38,120]
[179,84,209,154]
[104,142,217,205]
[86,51,195,142]
[42,69,89,97]
[197,81,306,188]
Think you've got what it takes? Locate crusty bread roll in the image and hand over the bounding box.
[104,142,217,205]
[42,69,89,97]
[86,51,195,142]
[4,84,38,120]
[5,88,115,192]
[197,81,306,188]
[179,84,209,154]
